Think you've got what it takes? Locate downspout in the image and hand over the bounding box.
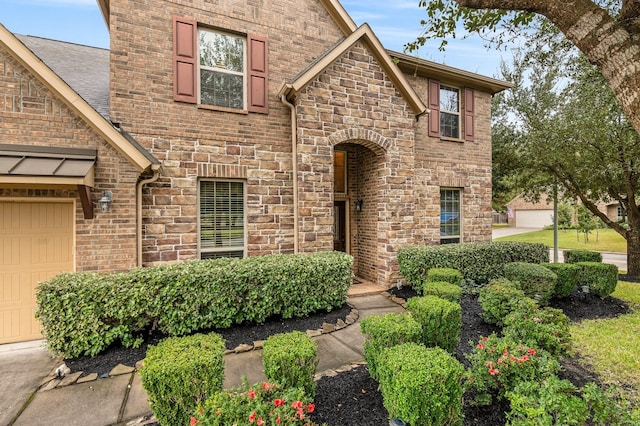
[281,93,299,253]
[136,166,160,267]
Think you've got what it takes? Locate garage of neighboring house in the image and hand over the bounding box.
[0,200,74,344]
[506,195,553,229]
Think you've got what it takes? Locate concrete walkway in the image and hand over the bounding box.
[2,293,403,426]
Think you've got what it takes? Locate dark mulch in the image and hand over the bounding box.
[65,282,633,426]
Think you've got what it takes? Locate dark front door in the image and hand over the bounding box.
[333,200,346,252]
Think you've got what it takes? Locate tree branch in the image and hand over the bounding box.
[620,0,640,34]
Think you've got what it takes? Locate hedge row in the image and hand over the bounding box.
[36,251,353,358]
[398,241,549,288]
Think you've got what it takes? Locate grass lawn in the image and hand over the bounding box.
[494,228,627,253]
[570,280,640,406]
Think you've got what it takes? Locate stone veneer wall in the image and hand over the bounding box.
[0,48,139,272]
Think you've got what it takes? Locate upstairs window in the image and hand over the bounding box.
[173,16,268,113]
[428,80,474,141]
[439,85,460,139]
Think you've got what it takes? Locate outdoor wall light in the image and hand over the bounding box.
[98,190,113,212]
[355,199,363,212]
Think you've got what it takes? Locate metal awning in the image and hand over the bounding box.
[0,144,97,187]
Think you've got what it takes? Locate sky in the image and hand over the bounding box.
[0,0,509,79]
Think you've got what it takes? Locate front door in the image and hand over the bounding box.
[333,201,346,252]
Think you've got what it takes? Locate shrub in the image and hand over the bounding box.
[360,313,422,380]
[466,334,560,404]
[576,261,618,297]
[503,304,572,357]
[564,249,603,263]
[398,241,549,289]
[426,267,463,287]
[478,279,537,326]
[377,343,464,426]
[263,331,318,397]
[422,281,462,303]
[581,382,640,425]
[36,251,352,357]
[542,263,580,298]
[140,333,225,426]
[406,296,461,353]
[194,380,317,426]
[504,262,557,306]
[505,376,588,425]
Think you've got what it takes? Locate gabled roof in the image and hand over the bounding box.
[279,24,427,117]
[0,24,159,173]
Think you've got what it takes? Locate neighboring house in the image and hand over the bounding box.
[506,195,554,228]
[0,0,509,344]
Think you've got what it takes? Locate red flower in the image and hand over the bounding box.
[262,382,273,390]
[249,412,257,423]
[257,418,264,426]
[307,403,315,413]
[502,349,509,355]
[248,390,256,399]
[276,417,282,425]
[274,398,285,407]
[528,348,537,355]
[482,336,488,341]
[291,400,303,409]
[476,343,485,350]
[190,417,198,426]
[489,368,500,376]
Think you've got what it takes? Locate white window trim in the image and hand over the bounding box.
[197,28,248,110]
[440,85,460,139]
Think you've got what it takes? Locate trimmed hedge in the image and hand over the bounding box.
[35,251,352,357]
[576,261,618,297]
[377,343,464,426]
[478,279,537,326]
[406,296,462,353]
[426,267,463,287]
[140,333,225,426]
[422,281,462,303]
[504,262,557,306]
[263,331,318,397]
[360,313,422,380]
[564,249,603,263]
[542,263,580,298]
[398,241,549,289]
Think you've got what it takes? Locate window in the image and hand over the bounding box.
[439,86,460,139]
[199,29,245,109]
[440,189,461,244]
[333,150,347,193]
[172,16,268,113]
[428,80,474,141]
[199,180,245,259]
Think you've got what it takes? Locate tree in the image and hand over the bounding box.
[492,49,640,276]
[409,0,640,155]
[556,202,574,230]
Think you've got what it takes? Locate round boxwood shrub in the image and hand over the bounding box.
[377,343,464,426]
[426,267,463,287]
[504,262,557,305]
[422,281,462,303]
[263,331,318,397]
[406,295,462,353]
[542,263,580,298]
[576,262,618,297]
[360,313,422,380]
[564,249,602,263]
[478,278,537,326]
[140,333,225,426]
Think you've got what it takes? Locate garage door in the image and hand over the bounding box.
[516,209,553,229]
[0,201,74,344]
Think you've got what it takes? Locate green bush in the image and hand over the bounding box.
[478,279,537,326]
[360,313,422,380]
[426,267,463,287]
[504,262,557,306]
[194,380,317,426]
[35,251,352,357]
[542,263,580,298]
[581,382,640,425]
[377,343,464,426]
[398,241,549,289]
[140,333,225,426]
[503,304,572,357]
[466,334,560,404]
[406,296,461,353]
[263,331,318,397]
[422,281,462,303]
[576,262,618,297]
[564,249,603,263]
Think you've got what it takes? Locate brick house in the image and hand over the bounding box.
[0,0,509,343]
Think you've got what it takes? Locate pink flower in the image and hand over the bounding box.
[291,401,303,409]
[257,418,264,426]
[274,398,285,407]
[190,417,198,426]
[528,348,537,355]
[489,368,500,376]
[307,403,315,413]
[476,343,485,350]
[249,412,257,423]
[276,417,281,424]
[248,390,256,399]
[503,349,509,355]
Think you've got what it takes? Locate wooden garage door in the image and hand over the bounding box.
[0,201,74,344]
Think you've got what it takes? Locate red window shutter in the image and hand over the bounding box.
[248,34,269,114]
[428,79,440,138]
[464,87,475,141]
[173,16,197,104]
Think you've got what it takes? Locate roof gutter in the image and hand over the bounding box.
[280,90,299,254]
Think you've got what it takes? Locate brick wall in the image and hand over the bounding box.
[0,48,139,272]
